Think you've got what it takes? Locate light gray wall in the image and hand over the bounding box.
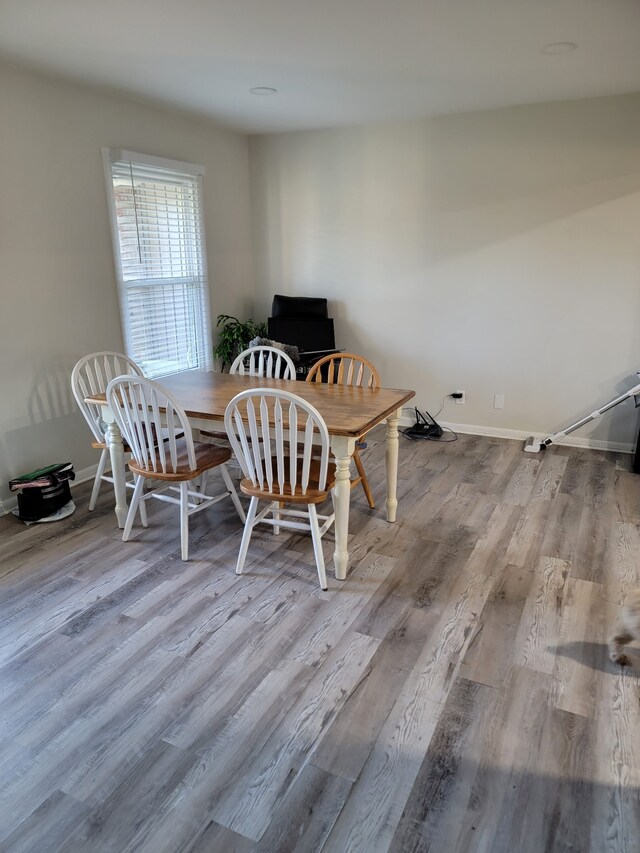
[0,63,255,508]
[249,94,640,450]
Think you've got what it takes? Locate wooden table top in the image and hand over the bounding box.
[88,370,415,438]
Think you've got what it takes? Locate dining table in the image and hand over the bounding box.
[86,370,415,580]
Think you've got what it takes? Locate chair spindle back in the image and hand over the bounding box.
[72,351,144,444]
[106,376,196,474]
[224,389,330,496]
[230,346,296,381]
[306,353,380,388]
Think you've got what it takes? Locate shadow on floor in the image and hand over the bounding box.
[550,640,640,677]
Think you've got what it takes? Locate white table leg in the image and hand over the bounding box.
[101,404,128,529]
[385,407,401,523]
[330,435,355,581]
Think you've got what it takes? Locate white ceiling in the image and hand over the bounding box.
[1,0,640,134]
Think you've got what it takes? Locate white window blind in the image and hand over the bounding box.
[104,149,213,378]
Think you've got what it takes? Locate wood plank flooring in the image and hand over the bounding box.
[1,433,640,852]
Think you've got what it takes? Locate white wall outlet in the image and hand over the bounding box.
[494,394,505,409]
[455,390,465,405]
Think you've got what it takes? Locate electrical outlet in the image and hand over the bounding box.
[494,394,504,409]
[455,390,465,405]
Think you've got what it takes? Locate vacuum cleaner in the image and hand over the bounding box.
[524,372,640,453]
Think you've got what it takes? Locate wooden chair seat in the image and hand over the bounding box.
[128,439,232,482]
[309,443,369,498]
[240,458,336,504]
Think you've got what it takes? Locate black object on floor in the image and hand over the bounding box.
[9,462,75,521]
[402,408,444,440]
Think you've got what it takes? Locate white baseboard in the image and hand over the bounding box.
[398,416,635,454]
[1,463,99,517]
[72,463,101,486]
[0,497,15,516]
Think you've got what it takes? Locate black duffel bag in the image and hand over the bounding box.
[9,463,75,521]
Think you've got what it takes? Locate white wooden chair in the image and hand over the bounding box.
[306,352,380,508]
[230,345,296,380]
[201,345,297,445]
[106,375,245,561]
[71,351,144,511]
[224,388,336,590]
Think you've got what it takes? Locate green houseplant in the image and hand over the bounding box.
[214,314,267,371]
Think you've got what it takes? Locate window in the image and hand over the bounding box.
[103,149,213,378]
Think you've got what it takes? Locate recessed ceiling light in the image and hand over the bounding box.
[249,87,278,96]
[541,42,578,55]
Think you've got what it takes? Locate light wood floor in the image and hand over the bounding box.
[1,432,640,852]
